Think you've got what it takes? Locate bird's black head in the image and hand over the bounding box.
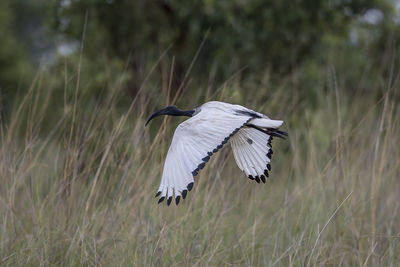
[145,105,195,126]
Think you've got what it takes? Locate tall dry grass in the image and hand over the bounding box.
[0,61,399,266]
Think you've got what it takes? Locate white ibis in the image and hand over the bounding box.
[146,101,287,206]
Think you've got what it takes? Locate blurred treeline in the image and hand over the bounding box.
[0,0,398,121]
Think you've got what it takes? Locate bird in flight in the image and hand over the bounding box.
[145,101,287,206]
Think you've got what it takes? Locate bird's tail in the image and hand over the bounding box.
[247,118,288,139]
[250,118,283,128]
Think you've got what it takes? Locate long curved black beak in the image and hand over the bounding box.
[145,105,195,126]
[145,107,170,126]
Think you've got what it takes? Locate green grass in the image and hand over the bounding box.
[0,65,399,266]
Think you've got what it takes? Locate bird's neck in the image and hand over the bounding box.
[170,109,195,117]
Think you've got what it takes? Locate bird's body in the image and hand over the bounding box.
[146,101,287,205]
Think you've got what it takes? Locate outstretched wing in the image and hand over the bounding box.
[230,127,275,183]
[155,110,253,205]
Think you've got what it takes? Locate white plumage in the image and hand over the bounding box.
[146,101,287,205]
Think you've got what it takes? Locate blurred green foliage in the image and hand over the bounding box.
[0,1,32,92]
[0,0,398,116]
[49,0,394,86]
[0,0,52,111]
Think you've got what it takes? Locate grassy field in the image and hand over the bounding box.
[0,63,399,266]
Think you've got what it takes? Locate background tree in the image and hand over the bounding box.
[47,0,394,94]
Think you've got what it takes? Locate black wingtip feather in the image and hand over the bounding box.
[158,197,165,204]
[202,156,210,162]
[260,175,266,183]
[187,182,194,191]
[167,197,173,206]
[175,196,180,205]
[255,176,260,183]
[182,190,187,199]
[267,164,271,171]
[155,191,161,198]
